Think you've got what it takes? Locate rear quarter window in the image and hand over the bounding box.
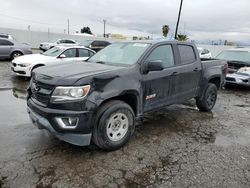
[178,45,196,64]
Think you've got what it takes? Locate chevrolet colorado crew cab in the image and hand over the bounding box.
[27,41,227,151]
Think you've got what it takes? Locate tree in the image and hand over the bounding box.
[176,34,188,41]
[80,27,92,34]
[162,25,170,37]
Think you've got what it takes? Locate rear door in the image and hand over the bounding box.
[142,44,177,112]
[171,44,202,102]
[0,39,14,58]
[77,48,92,61]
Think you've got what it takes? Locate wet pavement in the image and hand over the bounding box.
[0,60,250,188]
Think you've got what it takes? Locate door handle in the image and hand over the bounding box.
[193,67,199,72]
[171,72,179,76]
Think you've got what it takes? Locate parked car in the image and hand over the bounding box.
[197,47,212,58]
[80,40,111,52]
[216,48,250,73]
[11,46,95,77]
[39,39,78,51]
[0,33,15,40]
[225,67,250,87]
[0,38,32,60]
[27,41,227,151]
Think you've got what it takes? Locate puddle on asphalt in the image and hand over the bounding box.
[215,127,250,147]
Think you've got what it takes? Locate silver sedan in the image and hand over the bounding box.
[0,38,32,60]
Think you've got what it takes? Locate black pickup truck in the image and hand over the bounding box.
[27,41,227,150]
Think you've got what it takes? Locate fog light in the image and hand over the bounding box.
[55,117,79,129]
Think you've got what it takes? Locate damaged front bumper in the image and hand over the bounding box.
[27,99,93,146]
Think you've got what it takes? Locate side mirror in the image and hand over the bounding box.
[145,60,164,73]
[59,54,66,58]
[89,45,92,48]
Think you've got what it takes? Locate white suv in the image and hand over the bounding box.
[39,39,78,51]
[0,33,15,40]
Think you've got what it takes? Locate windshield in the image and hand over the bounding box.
[216,50,250,63]
[43,47,64,57]
[80,40,93,46]
[88,42,150,66]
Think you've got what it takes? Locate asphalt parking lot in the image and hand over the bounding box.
[0,58,250,188]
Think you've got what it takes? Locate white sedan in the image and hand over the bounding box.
[11,46,95,77]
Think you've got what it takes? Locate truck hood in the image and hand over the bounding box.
[34,62,125,85]
[13,54,55,64]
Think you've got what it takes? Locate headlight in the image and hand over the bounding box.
[51,85,91,103]
[19,63,31,67]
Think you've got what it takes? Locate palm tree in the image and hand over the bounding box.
[162,25,170,37]
[177,34,188,41]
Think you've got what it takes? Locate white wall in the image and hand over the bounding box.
[0,27,114,48]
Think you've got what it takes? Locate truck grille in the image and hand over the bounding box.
[30,79,54,106]
[226,77,236,82]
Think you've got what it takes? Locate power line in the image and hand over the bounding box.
[0,13,83,31]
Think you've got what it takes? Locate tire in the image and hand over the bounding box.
[196,83,217,112]
[92,100,135,151]
[11,51,23,60]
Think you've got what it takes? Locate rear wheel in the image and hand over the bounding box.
[92,100,135,151]
[196,83,217,112]
[11,51,23,60]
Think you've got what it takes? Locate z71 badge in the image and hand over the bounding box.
[146,94,156,100]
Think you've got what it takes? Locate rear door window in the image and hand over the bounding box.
[178,45,196,64]
[78,48,89,57]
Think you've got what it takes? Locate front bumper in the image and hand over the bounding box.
[225,80,250,87]
[27,99,93,146]
[11,65,31,77]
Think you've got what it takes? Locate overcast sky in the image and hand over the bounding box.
[0,0,250,43]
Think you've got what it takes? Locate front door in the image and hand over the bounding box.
[142,44,176,112]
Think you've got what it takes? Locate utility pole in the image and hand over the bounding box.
[48,28,50,41]
[67,19,70,35]
[103,19,106,38]
[175,0,183,39]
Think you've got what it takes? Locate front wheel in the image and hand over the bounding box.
[92,100,135,151]
[196,83,217,112]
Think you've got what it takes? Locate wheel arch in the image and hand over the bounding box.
[208,76,221,89]
[97,91,140,117]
